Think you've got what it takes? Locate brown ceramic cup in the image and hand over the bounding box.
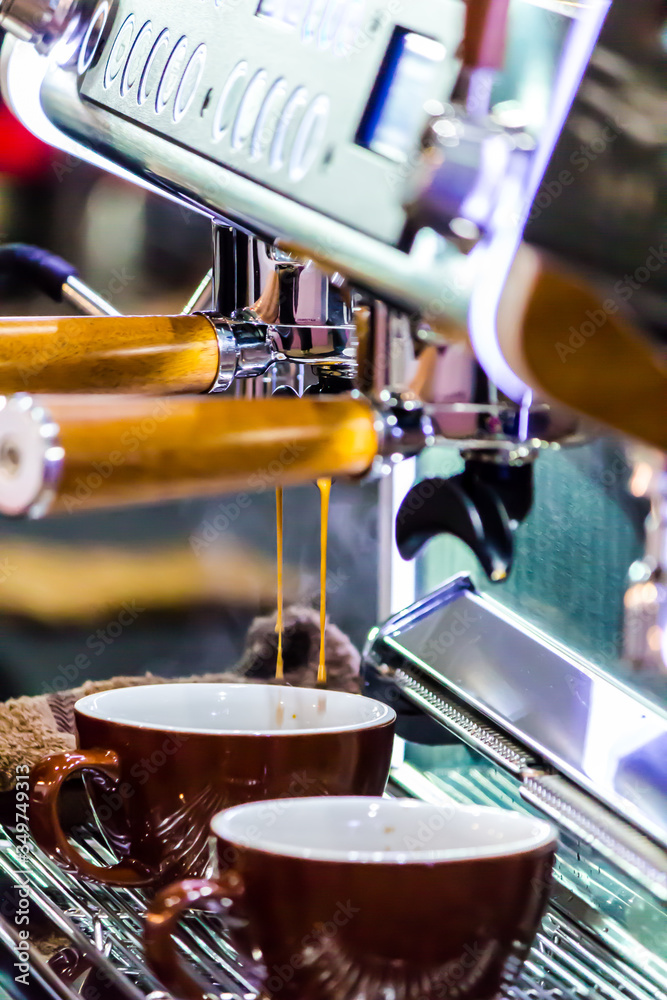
[145,796,557,1000]
[29,683,395,888]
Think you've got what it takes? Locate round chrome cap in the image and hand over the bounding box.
[0,395,63,517]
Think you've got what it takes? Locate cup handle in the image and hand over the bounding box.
[145,875,246,1000]
[30,749,156,886]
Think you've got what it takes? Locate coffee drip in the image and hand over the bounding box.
[275,487,284,681]
[317,478,331,686]
[274,480,331,687]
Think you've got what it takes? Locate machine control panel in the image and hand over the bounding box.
[1,0,587,330]
[77,0,464,244]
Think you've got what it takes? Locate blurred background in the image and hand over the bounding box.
[0,80,380,699]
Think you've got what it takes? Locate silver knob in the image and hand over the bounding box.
[0,0,98,55]
[0,395,63,518]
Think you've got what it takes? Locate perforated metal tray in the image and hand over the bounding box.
[1,787,665,1000]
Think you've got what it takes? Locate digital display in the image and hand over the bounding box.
[358,29,446,163]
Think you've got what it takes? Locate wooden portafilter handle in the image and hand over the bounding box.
[497,245,667,451]
[0,394,379,517]
[0,315,220,395]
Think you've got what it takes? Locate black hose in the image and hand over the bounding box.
[0,243,77,301]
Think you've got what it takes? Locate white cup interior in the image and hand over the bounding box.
[75,683,395,735]
[212,797,556,862]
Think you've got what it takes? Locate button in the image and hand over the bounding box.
[156,36,189,114]
[231,70,268,151]
[104,14,135,90]
[250,77,288,161]
[289,94,329,180]
[138,28,170,106]
[120,20,153,97]
[269,86,308,171]
[212,61,248,142]
[78,0,109,76]
[173,43,207,123]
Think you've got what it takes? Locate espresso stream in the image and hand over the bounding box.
[275,480,330,690]
[275,486,285,680]
[316,478,331,686]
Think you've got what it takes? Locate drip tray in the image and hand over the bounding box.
[1,816,665,1000]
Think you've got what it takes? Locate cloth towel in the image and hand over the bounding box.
[0,605,361,792]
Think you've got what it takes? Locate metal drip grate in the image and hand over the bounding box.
[1,815,665,1000]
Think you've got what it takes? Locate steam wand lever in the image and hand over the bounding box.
[395,459,533,582]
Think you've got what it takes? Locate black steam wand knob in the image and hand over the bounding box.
[395,458,534,582]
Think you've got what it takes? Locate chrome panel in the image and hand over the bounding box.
[33,52,472,322]
[77,0,465,244]
[0,0,603,337]
[521,772,667,901]
[392,665,537,774]
[369,575,667,848]
[391,756,667,986]
[380,671,667,902]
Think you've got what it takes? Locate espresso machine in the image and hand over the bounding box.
[0,0,665,997]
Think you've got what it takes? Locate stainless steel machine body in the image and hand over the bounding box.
[0,0,666,998]
[0,0,608,398]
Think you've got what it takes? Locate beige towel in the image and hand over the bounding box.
[0,605,360,792]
